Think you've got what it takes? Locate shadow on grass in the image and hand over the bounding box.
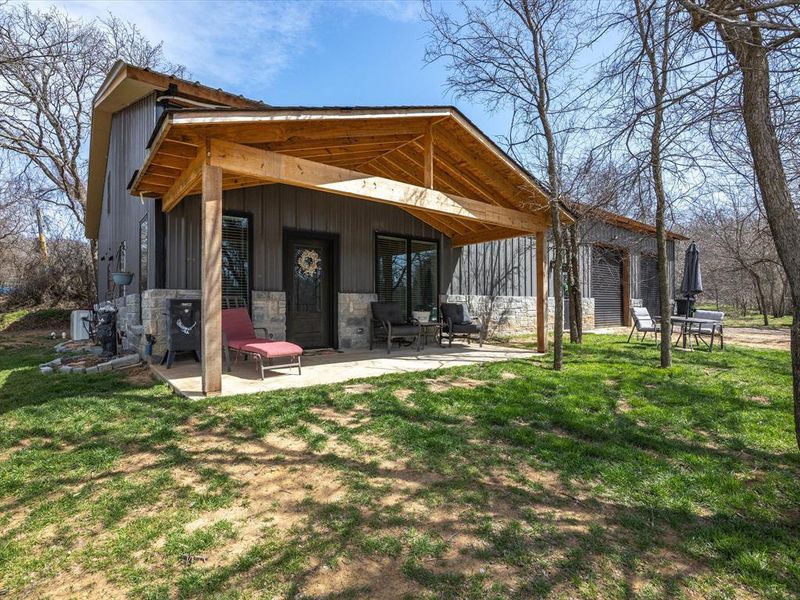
[1,334,798,598]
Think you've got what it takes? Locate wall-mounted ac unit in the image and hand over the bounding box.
[70,310,93,341]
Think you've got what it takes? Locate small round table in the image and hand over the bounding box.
[417,321,443,349]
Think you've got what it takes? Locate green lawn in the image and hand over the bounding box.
[0,330,798,599]
[696,305,793,330]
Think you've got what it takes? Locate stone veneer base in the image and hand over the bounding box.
[120,289,600,357]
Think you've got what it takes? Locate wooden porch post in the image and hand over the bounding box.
[201,162,223,395]
[536,230,548,353]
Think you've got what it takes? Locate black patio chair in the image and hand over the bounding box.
[440,302,484,347]
[369,302,421,354]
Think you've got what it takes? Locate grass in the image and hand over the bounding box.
[0,325,798,598]
[696,304,793,329]
[0,306,72,332]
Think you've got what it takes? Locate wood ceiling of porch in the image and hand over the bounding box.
[130,110,557,245]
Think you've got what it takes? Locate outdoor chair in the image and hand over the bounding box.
[369,302,422,354]
[221,308,303,378]
[690,309,725,350]
[440,303,484,347]
[627,307,660,343]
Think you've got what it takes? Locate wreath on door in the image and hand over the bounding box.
[297,249,321,277]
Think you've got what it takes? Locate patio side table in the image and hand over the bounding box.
[418,322,444,350]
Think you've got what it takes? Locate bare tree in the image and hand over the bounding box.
[597,0,707,368]
[679,0,800,447]
[0,4,182,240]
[424,0,593,369]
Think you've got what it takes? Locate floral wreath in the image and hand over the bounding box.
[297,249,321,276]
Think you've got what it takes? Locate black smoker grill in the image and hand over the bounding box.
[161,299,201,368]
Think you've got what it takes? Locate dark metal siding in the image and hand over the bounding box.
[96,93,159,302]
[640,254,660,315]
[165,184,448,293]
[446,235,537,297]
[592,246,623,326]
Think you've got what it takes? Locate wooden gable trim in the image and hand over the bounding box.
[206,139,545,233]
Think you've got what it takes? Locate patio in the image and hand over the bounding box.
[150,342,541,399]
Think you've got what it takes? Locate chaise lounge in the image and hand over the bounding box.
[221,308,303,378]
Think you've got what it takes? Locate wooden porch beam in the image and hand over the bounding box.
[536,230,548,353]
[451,227,536,248]
[162,148,205,212]
[201,162,223,395]
[208,139,544,233]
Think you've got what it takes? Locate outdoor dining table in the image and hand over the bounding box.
[670,315,722,352]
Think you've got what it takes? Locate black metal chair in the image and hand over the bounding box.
[440,303,484,347]
[369,302,421,354]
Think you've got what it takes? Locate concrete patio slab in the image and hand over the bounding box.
[150,343,542,399]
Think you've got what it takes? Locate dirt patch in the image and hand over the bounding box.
[725,327,790,350]
[342,383,376,395]
[616,397,633,413]
[124,365,156,387]
[749,395,771,405]
[425,376,486,393]
[393,388,414,402]
[28,568,126,600]
[500,371,519,380]
[310,405,369,429]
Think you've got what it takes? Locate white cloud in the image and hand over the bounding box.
[38,1,318,97]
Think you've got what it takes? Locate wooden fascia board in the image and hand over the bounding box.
[207,139,544,233]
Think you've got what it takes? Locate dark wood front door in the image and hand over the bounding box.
[285,236,333,348]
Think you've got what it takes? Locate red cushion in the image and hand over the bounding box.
[222,308,256,340]
[234,340,303,358]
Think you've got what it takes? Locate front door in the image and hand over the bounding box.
[285,235,333,348]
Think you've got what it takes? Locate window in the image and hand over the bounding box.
[375,235,438,318]
[222,214,250,309]
[139,216,149,294]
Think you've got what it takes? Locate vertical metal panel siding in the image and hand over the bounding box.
[446,235,536,297]
[165,184,447,293]
[95,93,158,301]
[592,246,624,326]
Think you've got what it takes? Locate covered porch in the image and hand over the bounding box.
[131,107,567,395]
[151,342,541,399]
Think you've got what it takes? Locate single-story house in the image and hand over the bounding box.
[86,62,685,394]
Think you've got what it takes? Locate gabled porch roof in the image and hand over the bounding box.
[129,106,571,245]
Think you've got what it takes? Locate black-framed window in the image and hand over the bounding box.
[375,234,438,318]
[222,214,251,309]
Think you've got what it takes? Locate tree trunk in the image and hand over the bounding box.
[567,225,583,343]
[751,272,769,326]
[720,24,800,447]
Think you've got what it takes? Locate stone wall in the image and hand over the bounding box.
[440,294,542,338]
[251,291,286,341]
[113,293,143,353]
[130,289,287,359]
[140,289,200,358]
[546,297,596,332]
[338,293,377,349]
[125,288,597,356]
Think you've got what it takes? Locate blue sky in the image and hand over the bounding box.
[46,0,514,139]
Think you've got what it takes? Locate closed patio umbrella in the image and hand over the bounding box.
[680,241,703,299]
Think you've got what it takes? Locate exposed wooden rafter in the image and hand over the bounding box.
[207,139,545,233]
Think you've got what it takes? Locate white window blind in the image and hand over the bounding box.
[376,235,438,318]
[222,215,250,309]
